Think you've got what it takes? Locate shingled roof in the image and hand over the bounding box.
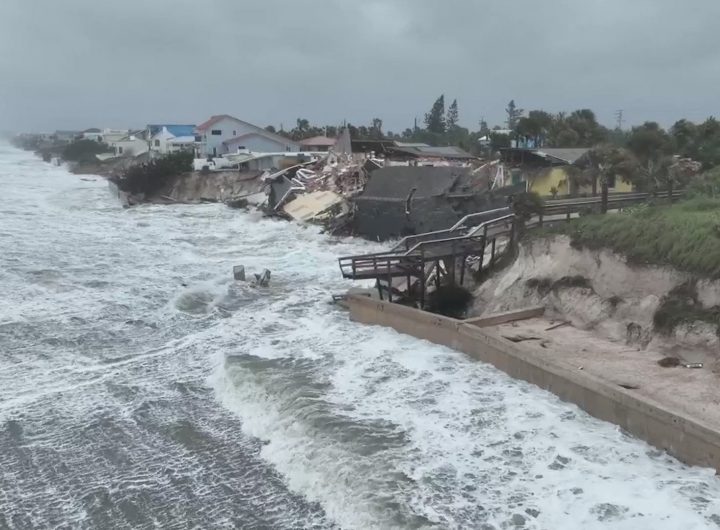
[195,114,300,147]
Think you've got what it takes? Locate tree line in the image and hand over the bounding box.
[270,96,720,171]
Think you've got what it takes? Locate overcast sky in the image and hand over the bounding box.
[1,0,719,133]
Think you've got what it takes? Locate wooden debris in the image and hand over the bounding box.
[545,321,570,331]
[503,334,542,343]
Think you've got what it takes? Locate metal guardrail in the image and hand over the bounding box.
[537,190,684,223]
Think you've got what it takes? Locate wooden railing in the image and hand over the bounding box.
[339,190,684,282]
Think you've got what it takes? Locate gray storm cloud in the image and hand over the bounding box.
[1,0,718,132]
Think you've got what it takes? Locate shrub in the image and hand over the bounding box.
[526,277,553,296]
[687,167,720,198]
[62,139,110,162]
[526,276,591,296]
[511,191,544,222]
[653,281,720,335]
[113,152,193,196]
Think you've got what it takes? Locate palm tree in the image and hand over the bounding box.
[576,145,638,213]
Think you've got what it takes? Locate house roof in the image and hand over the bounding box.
[195,114,232,131]
[500,147,590,166]
[222,132,292,147]
[393,141,431,148]
[196,114,300,146]
[533,148,590,164]
[391,145,476,160]
[148,124,195,138]
[83,128,101,133]
[360,166,470,200]
[299,136,337,147]
[118,129,147,141]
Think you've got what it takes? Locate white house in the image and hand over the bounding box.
[147,124,196,155]
[110,130,149,158]
[82,128,103,142]
[82,128,129,144]
[102,129,131,145]
[194,114,300,157]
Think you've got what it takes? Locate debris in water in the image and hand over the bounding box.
[233,265,246,281]
[253,269,271,287]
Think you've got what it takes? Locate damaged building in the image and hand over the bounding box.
[352,166,524,241]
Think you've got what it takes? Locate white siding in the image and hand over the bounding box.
[149,128,175,155]
[225,134,296,153]
[112,138,149,157]
[198,117,300,156]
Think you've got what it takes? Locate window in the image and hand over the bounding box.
[607,174,617,189]
[233,130,236,136]
[118,146,123,154]
[194,135,202,142]
[154,139,160,147]
[211,130,222,135]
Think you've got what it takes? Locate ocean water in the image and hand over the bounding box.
[1,144,719,529]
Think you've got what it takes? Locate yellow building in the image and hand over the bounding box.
[502,147,633,198]
[526,167,633,197]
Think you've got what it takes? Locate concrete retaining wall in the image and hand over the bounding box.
[347,294,720,471]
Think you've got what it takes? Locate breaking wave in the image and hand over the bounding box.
[1,143,720,529]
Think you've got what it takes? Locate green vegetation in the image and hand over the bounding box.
[62,139,110,162]
[270,97,720,167]
[558,198,720,277]
[687,166,720,198]
[112,152,192,196]
[526,275,592,296]
[653,281,720,336]
[511,191,544,222]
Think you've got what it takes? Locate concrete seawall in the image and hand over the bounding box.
[346,294,720,471]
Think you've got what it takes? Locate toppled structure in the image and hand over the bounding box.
[352,166,523,240]
[263,150,368,234]
[282,191,349,222]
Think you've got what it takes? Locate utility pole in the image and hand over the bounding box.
[614,109,624,130]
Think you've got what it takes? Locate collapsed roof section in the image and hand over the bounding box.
[353,166,523,240]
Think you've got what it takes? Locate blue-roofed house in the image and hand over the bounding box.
[147,124,196,155]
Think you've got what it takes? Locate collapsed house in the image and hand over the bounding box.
[264,154,368,232]
[352,166,524,241]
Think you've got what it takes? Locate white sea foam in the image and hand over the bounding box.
[2,143,720,529]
